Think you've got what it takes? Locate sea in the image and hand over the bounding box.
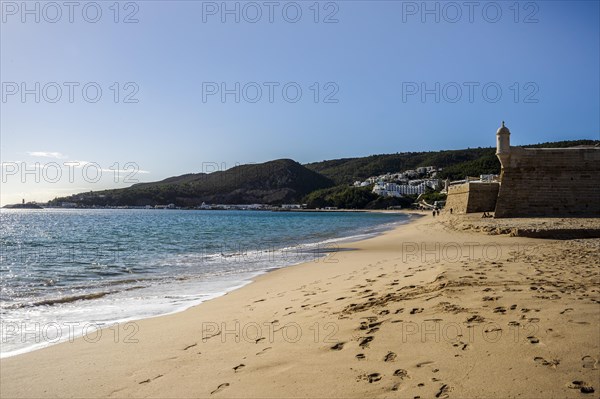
[0,209,410,357]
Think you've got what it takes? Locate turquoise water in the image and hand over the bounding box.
[0,209,409,357]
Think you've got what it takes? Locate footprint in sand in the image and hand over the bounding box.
[367,373,382,383]
[567,380,595,394]
[356,353,366,360]
[484,326,502,334]
[233,364,245,372]
[384,352,397,362]
[452,341,469,350]
[527,336,540,344]
[204,331,222,341]
[359,336,374,349]
[482,296,500,301]
[416,361,434,368]
[568,319,590,325]
[210,383,230,395]
[534,357,559,367]
[331,342,345,351]
[466,315,484,323]
[410,308,424,315]
[183,343,198,351]
[139,374,163,384]
[560,308,574,314]
[393,369,409,378]
[435,384,450,398]
[582,355,598,369]
[256,347,271,355]
[359,320,382,331]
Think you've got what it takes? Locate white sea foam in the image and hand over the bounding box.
[0,210,411,357]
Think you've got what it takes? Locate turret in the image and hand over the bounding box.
[496,121,511,167]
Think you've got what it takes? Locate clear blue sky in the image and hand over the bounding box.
[1,0,599,204]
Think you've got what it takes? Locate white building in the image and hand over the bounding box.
[480,174,499,182]
[373,182,429,196]
[373,183,397,197]
[281,204,301,209]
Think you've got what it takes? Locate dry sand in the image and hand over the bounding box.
[1,213,599,398]
[441,214,600,239]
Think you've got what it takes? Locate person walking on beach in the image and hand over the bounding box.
[432,210,436,217]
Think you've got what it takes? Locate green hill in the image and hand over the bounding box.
[49,140,598,208]
[50,159,334,207]
[305,140,598,184]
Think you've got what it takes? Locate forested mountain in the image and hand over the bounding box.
[305,140,598,184]
[49,159,333,207]
[48,140,598,207]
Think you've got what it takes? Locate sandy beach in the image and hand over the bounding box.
[1,213,598,398]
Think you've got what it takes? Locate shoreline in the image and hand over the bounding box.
[0,211,418,360]
[1,213,598,398]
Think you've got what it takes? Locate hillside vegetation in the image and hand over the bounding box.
[49,140,598,208]
[305,140,598,184]
[50,159,333,207]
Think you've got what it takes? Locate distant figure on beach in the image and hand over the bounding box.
[450,208,453,214]
[432,210,436,217]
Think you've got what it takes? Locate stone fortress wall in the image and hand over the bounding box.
[446,182,499,214]
[444,122,600,218]
[494,146,600,217]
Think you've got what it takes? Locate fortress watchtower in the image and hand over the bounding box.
[496,121,511,169]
